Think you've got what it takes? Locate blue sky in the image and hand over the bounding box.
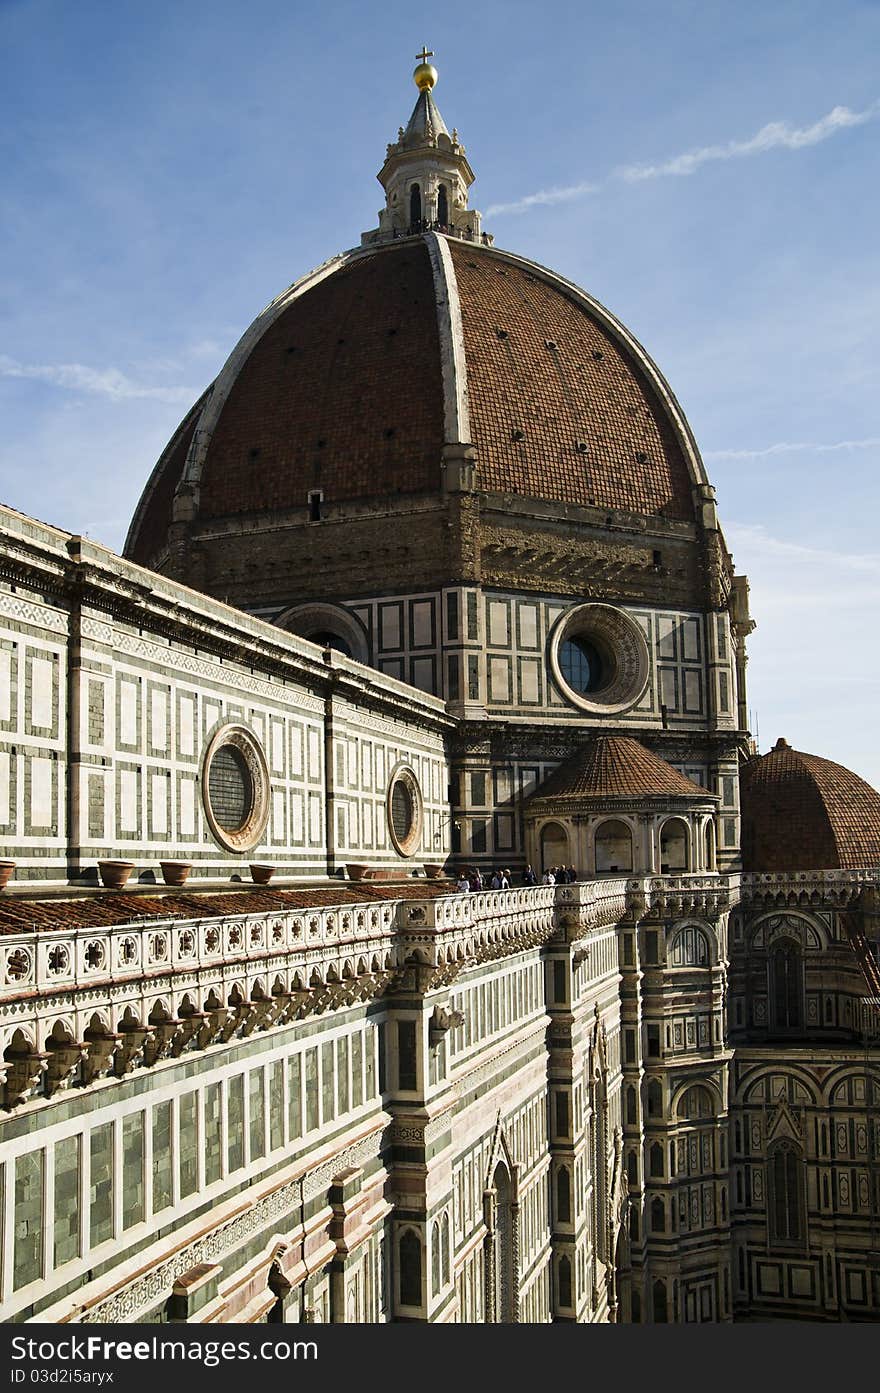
[1,0,878,784]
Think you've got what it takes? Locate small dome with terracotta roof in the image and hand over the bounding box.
[528,735,717,806]
[741,738,880,872]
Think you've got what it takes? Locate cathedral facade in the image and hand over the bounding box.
[0,57,878,1324]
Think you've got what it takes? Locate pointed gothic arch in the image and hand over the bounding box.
[483,1116,519,1323]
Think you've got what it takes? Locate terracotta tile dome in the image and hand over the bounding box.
[740,737,880,871]
[125,235,701,567]
[529,735,715,804]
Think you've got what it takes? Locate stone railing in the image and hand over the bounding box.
[554,879,630,940]
[397,885,557,982]
[626,873,736,920]
[0,885,558,1107]
[739,867,880,910]
[0,897,401,1107]
[6,867,874,1108]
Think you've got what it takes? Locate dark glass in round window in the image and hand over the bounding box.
[308,630,352,657]
[391,780,414,843]
[560,636,605,694]
[208,745,253,832]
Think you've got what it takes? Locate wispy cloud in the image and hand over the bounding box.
[0,354,195,404]
[704,435,880,461]
[726,522,880,577]
[488,101,878,217]
[486,181,600,218]
[618,102,878,181]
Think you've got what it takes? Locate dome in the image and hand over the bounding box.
[125,234,706,569]
[528,735,716,805]
[740,737,880,872]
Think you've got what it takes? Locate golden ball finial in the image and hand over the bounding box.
[413,46,437,91]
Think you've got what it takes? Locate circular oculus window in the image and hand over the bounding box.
[549,603,650,715]
[202,724,270,853]
[386,765,424,857]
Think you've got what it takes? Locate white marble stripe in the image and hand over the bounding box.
[424,231,471,445]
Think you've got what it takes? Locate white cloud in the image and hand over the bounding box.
[725,520,880,785]
[726,522,880,577]
[618,102,879,181]
[0,354,195,404]
[485,181,600,217]
[487,101,878,217]
[704,436,880,461]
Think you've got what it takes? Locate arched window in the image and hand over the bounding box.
[649,1143,664,1178]
[431,1220,442,1296]
[650,1197,665,1232]
[491,1163,516,1322]
[669,926,710,968]
[440,1211,450,1284]
[660,819,689,873]
[594,819,634,874]
[769,940,803,1030]
[677,1084,714,1120]
[626,1150,638,1185]
[399,1229,422,1306]
[768,1141,804,1243]
[653,1279,668,1323]
[306,630,351,656]
[409,184,422,228]
[704,819,716,870]
[647,1080,663,1118]
[437,183,449,226]
[557,1254,572,1308]
[540,821,569,872]
[556,1165,571,1223]
[626,1085,638,1125]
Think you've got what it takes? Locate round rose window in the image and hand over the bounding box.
[202,725,270,853]
[549,603,650,716]
[386,765,424,857]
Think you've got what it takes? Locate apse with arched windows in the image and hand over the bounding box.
[528,807,718,878]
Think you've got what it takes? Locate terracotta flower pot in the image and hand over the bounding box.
[346,862,370,881]
[422,863,444,879]
[249,863,276,885]
[160,860,192,887]
[0,860,15,890]
[98,859,136,890]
